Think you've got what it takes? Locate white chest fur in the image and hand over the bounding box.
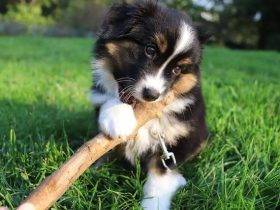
[124,97,193,164]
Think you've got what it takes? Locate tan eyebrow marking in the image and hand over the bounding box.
[155,33,168,53]
[178,58,192,66]
[106,42,118,55]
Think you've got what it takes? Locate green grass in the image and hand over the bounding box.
[0,36,279,210]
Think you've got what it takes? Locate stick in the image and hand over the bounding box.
[17,134,122,210]
[15,72,194,210]
[17,92,176,210]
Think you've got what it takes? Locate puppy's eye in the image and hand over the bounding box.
[145,45,157,58]
[176,65,191,74]
[181,65,191,73]
[172,66,182,75]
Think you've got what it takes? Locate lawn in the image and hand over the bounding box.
[0,36,279,210]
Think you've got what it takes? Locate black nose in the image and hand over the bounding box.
[142,87,160,101]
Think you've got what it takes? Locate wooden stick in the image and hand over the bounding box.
[17,134,122,210]
[16,73,194,210]
[17,92,176,210]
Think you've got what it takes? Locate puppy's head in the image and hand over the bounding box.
[95,1,208,102]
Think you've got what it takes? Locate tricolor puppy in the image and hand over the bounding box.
[91,1,208,209]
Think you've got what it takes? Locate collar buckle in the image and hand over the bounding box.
[158,134,177,170]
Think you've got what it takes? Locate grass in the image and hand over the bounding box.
[0,36,279,210]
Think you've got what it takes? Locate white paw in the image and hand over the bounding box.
[98,98,137,138]
[173,172,187,188]
[141,171,187,210]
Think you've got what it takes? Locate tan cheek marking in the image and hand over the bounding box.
[155,33,168,53]
[173,73,198,94]
[178,58,193,66]
[106,42,118,55]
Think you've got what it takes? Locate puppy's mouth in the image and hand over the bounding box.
[118,83,137,105]
[119,85,165,104]
[133,85,167,103]
[132,76,168,103]
[120,93,137,105]
[136,87,165,103]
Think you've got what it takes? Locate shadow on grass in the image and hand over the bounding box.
[0,99,98,149]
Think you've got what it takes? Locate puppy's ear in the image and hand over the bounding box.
[99,2,137,40]
[195,23,212,44]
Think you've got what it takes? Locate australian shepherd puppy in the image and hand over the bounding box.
[91,1,208,209]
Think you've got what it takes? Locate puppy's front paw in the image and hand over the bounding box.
[98,99,137,138]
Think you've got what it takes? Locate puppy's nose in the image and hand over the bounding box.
[142,87,160,101]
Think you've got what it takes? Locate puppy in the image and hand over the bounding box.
[91,1,208,209]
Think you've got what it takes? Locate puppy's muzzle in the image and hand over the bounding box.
[142,87,160,101]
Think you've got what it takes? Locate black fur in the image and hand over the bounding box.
[92,1,208,174]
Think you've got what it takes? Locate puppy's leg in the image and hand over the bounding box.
[91,86,137,139]
[141,169,186,210]
[98,98,137,138]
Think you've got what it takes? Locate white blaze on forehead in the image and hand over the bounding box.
[157,22,195,75]
[175,22,195,54]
